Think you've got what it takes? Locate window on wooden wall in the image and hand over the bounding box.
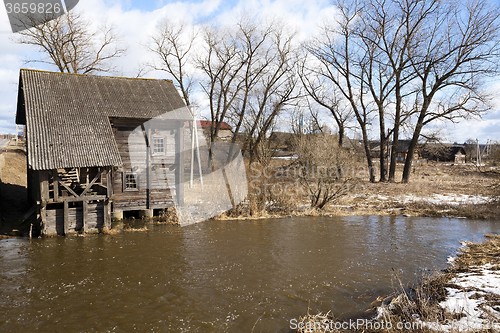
[124,173,138,191]
[152,136,165,156]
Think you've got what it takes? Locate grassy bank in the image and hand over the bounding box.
[296,235,500,333]
[218,159,500,221]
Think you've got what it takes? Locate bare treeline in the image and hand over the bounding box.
[14,0,500,183]
[148,0,499,182]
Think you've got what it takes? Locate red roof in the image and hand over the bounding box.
[197,121,232,130]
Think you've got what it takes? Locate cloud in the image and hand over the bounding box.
[0,0,499,143]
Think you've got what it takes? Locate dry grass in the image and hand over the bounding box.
[235,160,500,220]
[451,234,500,271]
[100,227,121,235]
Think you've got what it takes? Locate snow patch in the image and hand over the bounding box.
[397,193,491,206]
[423,263,500,332]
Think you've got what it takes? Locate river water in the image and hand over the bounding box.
[1,216,499,332]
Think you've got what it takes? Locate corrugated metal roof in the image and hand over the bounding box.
[16,69,186,170]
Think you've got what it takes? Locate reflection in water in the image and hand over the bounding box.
[0,216,499,332]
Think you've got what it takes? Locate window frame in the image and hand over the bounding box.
[123,172,139,191]
[152,136,166,156]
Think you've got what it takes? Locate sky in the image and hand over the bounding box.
[0,0,499,143]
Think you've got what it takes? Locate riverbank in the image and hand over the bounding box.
[219,160,500,221]
[296,235,500,333]
[0,145,499,237]
[0,143,30,236]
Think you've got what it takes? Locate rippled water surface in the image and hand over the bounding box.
[1,216,500,332]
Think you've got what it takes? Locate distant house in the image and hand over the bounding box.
[197,121,233,142]
[421,143,467,163]
[395,140,420,162]
[15,69,188,235]
[267,132,299,158]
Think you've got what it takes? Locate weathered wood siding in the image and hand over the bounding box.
[45,202,104,235]
[110,118,182,211]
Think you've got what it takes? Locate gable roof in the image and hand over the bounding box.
[197,120,232,130]
[395,140,413,153]
[16,69,186,170]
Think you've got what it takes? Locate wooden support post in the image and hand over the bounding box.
[53,171,59,202]
[63,200,69,235]
[41,202,47,233]
[40,171,50,202]
[104,199,111,230]
[106,167,112,198]
[82,200,88,234]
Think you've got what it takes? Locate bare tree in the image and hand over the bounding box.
[401,0,500,182]
[305,0,377,182]
[294,133,355,209]
[197,22,247,147]
[197,18,299,163]
[464,138,477,162]
[299,56,353,147]
[240,25,300,163]
[305,0,499,184]
[13,11,126,74]
[147,20,197,106]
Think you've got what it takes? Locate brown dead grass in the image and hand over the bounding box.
[215,160,500,221]
[0,143,30,236]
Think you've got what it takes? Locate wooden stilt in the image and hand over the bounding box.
[63,200,69,235]
[82,200,88,233]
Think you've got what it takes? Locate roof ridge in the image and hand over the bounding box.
[20,68,173,83]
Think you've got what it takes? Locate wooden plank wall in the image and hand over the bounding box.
[45,202,105,235]
[111,118,180,211]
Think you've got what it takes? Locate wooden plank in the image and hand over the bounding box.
[82,201,88,233]
[62,195,107,203]
[63,201,69,235]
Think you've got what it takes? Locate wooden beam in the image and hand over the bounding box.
[40,171,50,202]
[54,173,79,198]
[63,200,69,235]
[14,204,37,228]
[62,195,106,203]
[82,201,88,234]
[80,169,105,197]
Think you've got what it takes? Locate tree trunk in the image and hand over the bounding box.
[402,122,423,183]
[338,124,344,147]
[388,130,399,182]
[389,73,403,182]
[378,104,387,182]
[360,124,376,183]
